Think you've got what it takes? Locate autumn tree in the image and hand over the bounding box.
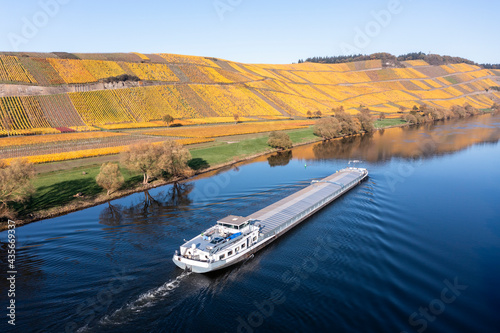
[0,159,35,218]
[120,141,192,184]
[268,131,293,150]
[315,111,322,118]
[306,111,313,119]
[463,103,478,116]
[314,117,342,140]
[161,140,192,178]
[233,113,240,123]
[120,142,167,184]
[492,103,500,113]
[96,163,124,195]
[334,107,361,135]
[163,114,174,126]
[380,112,386,120]
[430,109,445,121]
[398,106,406,114]
[357,111,375,133]
[451,105,466,118]
[402,114,418,124]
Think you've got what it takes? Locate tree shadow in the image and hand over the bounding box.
[18,178,102,216]
[188,158,210,171]
[121,175,143,189]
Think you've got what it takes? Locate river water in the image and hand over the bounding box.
[1,114,500,333]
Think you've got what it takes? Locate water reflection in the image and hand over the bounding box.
[99,183,194,226]
[309,115,500,162]
[99,202,124,226]
[267,151,293,167]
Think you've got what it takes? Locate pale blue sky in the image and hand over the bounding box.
[0,0,498,64]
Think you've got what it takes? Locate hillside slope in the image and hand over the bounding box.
[0,52,499,135]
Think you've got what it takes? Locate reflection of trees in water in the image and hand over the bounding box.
[267,150,293,167]
[99,202,124,226]
[99,183,194,226]
[311,115,500,163]
[313,134,377,161]
[160,182,194,207]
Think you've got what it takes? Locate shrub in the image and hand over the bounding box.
[96,163,124,195]
[268,131,293,150]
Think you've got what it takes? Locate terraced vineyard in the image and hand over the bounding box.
[0,55,37,83]
[0,51,498,140]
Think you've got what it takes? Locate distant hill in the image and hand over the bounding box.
[300,52,499,68]
[0,51,499,136]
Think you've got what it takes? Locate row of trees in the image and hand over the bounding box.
[306,111,322,118]
[301,52,398,65]
[101,74,140,83]
[300,52,498,68]
[401,103,499,125]
[313,107,374,140]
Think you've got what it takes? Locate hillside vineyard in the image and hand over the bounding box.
[0,52,499,135]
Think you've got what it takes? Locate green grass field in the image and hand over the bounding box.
[190,128,317,166]
[374,119,407,129]
[17,165,141,215]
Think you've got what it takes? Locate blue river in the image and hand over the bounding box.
[1,114,500,333]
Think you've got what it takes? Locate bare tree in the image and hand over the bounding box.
[314,117,342,140]
[268,131,293,150]
[0,159,35,218]
[96,163,124,195]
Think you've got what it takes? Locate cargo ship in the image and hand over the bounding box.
[173,167,368,273]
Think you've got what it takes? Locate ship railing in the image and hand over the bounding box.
[261,173,366,239]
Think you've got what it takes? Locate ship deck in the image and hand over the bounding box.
[247,168,366,236]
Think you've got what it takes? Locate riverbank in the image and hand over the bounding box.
[1,120,409,231]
